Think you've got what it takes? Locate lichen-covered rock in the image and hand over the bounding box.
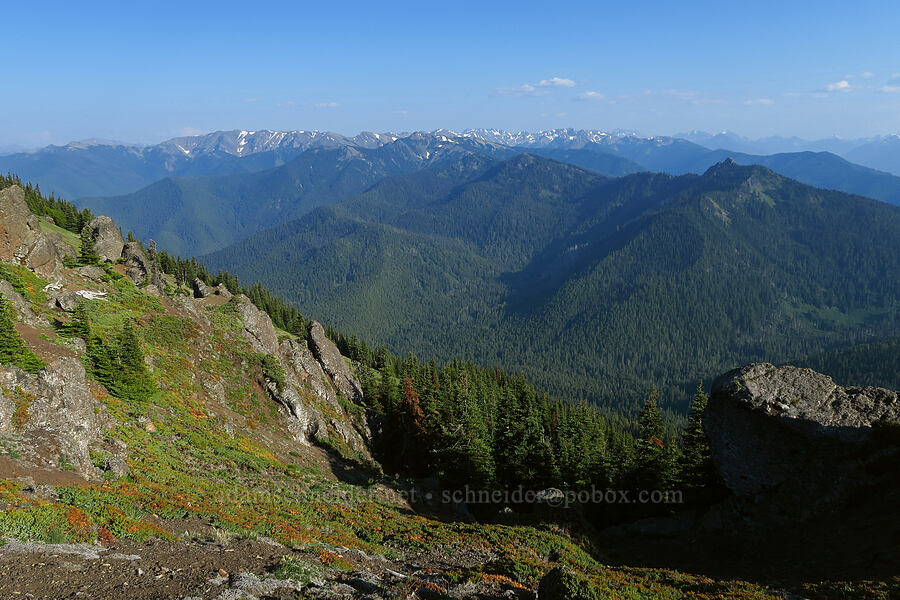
[87,216,125,263]
[308,321,363,403]
[0,358,113,479]
[706,362,900,519]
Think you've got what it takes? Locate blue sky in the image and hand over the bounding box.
[3,0,899,147]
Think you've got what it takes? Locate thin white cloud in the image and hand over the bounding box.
[173,127,205,137]
[312,101,341,108]
[241,98,260,103]
[537,77,575,88]
[495,84,546,97]
[860,71,874,79]
[824,80,852,92]
[392,109,409,115]
[496,76,575,97]
[879,85,900,94]
[744,98,775,105]
[575,91,605,101]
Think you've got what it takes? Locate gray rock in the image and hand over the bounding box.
[706,362,900,519]
[67,337,87,353]
[55,291,83,312]
[192,278,212,298]
[212,283,233,299]
[229,297,371,455]
[87,216,125,263]
[0,280,48,327]
[143,284,162,297]
[76,265,106,281]
[104,455,130,478]
[347,574,381,594]
[0,186,70,277]
[0,358,114,479]
[308,321,363,403]
[0,186,42,263]
[122,242,150,285]
[122,242,165,292]
[233,295,279,354]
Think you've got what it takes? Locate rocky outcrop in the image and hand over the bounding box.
[706,363,900,519]
[192,277,211,298]
[233,295,280,354]
[231,296,371,455]
[308,321,363,403]
[122,241,164,291]
[0,280,48,327]
[86,216,125,263]
[0,358,114,479]
[193,278,233,300]
[0,186,73,277]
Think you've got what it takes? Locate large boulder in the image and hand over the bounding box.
[308,321,363,402]
[706,363,900,518]
[0,358,114,479]
[0,186,41,263]
[86,216,125,263]
[0,186,71,277]
[122,241,164,290]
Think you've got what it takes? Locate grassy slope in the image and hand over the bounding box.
[0,260,791,599]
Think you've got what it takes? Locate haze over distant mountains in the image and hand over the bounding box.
[2,128,900,201]
[29,128,889,257]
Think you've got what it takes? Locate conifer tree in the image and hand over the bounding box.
[78,225,100,265]
[679,383,717,499]
[629,389,678,490]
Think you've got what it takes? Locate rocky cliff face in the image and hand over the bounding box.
[0,359,116,480]
[232,296,373,456]
[706,362,900,520]
[0,186,73,277]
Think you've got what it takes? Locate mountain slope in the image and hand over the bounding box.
[679,150,900,205]
[0,130,395,199]
[205,157,900,411]
[80,135,506,255]
[844,135,900,177]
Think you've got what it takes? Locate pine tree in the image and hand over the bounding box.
[679,383,717,500]
[62,302,92,339]
[78,226,100,265]
[0,293,45,373]
[629,389,677,490]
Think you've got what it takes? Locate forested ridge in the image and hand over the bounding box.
[206,156,900,412]
[4,170,897,515]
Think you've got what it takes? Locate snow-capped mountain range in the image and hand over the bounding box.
[2,128,900,200]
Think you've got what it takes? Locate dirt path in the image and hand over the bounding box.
[0,537,291,600]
